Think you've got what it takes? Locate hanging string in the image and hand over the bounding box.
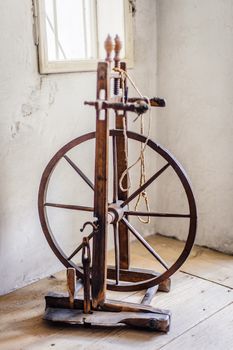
[113,67,151,223]
[134,114,151,224]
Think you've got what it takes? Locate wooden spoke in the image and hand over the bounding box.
[122,218,169,270]
[121,163,170,208]
[113,223,120,285]
[68,231,95,261]
[63,155,94,191]
[112,136,118,202]
[44,203,94,212]
[38,129,197,291]
[125,211,191,218]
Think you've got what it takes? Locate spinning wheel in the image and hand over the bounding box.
[39,130,196,291]
[39,36,197,332]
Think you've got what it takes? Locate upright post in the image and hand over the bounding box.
[114,36,130,269]
[91,36,113,308]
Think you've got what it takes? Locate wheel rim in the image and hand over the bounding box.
[38,129,197,291]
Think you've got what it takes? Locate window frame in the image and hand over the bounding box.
[34,0,134,74]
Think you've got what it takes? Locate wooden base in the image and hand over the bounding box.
[44,266,172,332]
[44,307,170,332]
[44,292,171,332]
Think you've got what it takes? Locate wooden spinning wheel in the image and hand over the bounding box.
[38,36,197,332]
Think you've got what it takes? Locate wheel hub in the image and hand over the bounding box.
[108,200,127,224]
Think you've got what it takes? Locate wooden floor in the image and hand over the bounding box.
[1,235,233,350]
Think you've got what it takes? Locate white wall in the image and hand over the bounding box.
[3,0,232,296]
[0,0,157,295]
[156,0,233,254]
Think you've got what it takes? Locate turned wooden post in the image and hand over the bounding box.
[67,268,76,309]
[104,34,114,63]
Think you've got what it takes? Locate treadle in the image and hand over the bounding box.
[75,265,171,292]
[44,307,170,332]
[106,266,171,292]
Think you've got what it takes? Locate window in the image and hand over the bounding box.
[34,0,134,73]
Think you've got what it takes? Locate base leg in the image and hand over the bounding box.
[44,290,171,332]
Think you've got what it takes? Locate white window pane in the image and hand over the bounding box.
[44,0,96,61]
[46,15,57,60]
[56,0,85,59]
[38,0,133,72]
[45,0,57,60]
[97,0,125,59]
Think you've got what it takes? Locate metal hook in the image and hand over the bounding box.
[82,237,91,314]
[80,221,99,233]
[82,237,91,263]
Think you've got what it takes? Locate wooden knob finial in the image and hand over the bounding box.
[114,35,122,65]
[104,34,114,63]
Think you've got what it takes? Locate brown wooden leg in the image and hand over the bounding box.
[159,278,171,293]
[67,268,76,309]
[116,113,130,269]
[113,60,130,270]
[92,62,110,308]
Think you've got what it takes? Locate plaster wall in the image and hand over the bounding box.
[0,0,157,295]
[156,0,233,253]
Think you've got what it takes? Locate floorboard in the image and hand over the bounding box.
[0,235,232,350]
[80,274,232,350]
[132,235,233,288]
[160,302,233,350]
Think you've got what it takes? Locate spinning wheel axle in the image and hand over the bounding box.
[108,200,126,224]
[84,99,149,115]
